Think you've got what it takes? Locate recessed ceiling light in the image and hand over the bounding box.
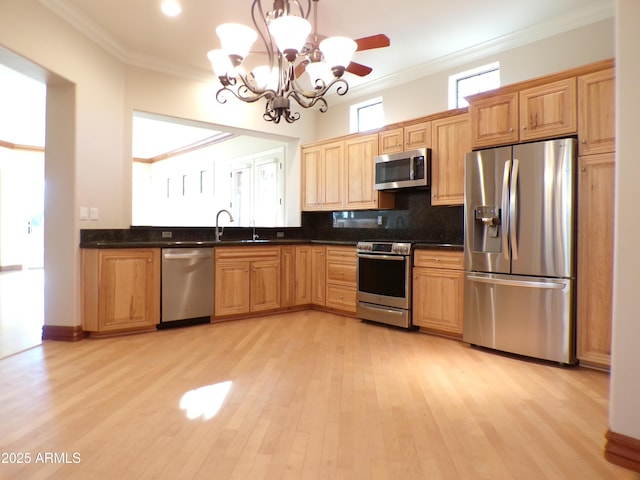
[161,0,182,17]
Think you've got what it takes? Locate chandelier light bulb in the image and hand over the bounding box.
[207,49,235,79]
[268,15,312,61]
[216,23,258,65]
[252,65,278,91]
[320,36,357,72]
[305,61,333,86]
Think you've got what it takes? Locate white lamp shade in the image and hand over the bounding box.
[268,15,311,55]
[305,61,333,85]
[207,49,234,78]
[216,23,258,62]
[319,36,357,68]
[252,65,278,91]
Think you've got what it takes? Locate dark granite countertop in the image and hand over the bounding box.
[80,238,460,250]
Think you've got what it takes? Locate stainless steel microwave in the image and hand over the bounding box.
[374,148,431,190]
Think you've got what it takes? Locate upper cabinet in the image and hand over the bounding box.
[301,140,345,211]
[431,113,470,206]
[578,67,615,156]
[302,135,393,212]
[469,92,519,148]
[378,121,432,155]
[469,78,577,149]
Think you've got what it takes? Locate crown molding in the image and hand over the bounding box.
[39,0,615,94]
[341,0,615,102]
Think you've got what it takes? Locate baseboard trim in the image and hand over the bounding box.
[605,429,640,473]
[42,325,85,342]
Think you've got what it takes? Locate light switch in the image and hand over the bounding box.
[89,207,99,221]
[80,207,88,220]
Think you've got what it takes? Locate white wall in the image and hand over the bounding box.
[316,18,615,140]
[609,0,640,444]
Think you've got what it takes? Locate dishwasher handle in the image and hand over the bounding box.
[162,251,213,260]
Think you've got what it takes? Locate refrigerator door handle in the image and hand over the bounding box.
[466,274,568,290]
[502,160,512,260]
[510,158,519,260]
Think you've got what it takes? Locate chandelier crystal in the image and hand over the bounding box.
[208,0,358,124]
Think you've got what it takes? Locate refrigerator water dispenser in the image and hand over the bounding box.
[473,205,501,252]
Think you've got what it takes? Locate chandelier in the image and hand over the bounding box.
[207,0,388,124]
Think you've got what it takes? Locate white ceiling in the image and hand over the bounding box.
[1,0,614,155]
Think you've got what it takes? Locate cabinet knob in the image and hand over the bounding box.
[581,139,587,144]
[581,167,587,172]
[509,128,514,133]
[522,125,527,130]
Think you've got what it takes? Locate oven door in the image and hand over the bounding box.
[357,253,411,309]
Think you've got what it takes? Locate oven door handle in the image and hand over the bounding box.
[357,254,406,261]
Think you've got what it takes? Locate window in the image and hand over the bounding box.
[229,148,284,227]
[350,97,384,133]
[448,62,500,109]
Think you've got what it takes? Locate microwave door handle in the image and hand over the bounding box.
[409,157,415,180]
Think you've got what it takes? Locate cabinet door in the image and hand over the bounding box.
[97,249,160,331]
[215,262,250,316]
[413,267,464,336]
[470,92,519,149]
[431,113,470,206]
[578,68,615,156]
[251,260,281,312]
[281,246,296,307]
[577,153,614,368]
[345,134,379,209]
[404,121,432,150]
[295,246,312,305]
[519,78,577,141]
[310,246,326,305]
[322,141,345,210]
[301,146,322,211]
[378,127,404,154]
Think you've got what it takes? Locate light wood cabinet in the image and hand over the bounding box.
[431,113,470,206]
[301,141,344,211]
[578,68,615,156]
[469,92,519,149]
[412,250,464,337]
[295,245,312,305]
[344,134,394,210]
[519,78,577,142]
[325,246,357,313]
[214,247,281,317]
[81,248,160,334]
[281,246,296,307]
[310,245,326,306]
[469,78,577,148]
[577,153,615,369]
[378,121,431,155]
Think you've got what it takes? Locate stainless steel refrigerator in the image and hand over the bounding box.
[463,137,577,364]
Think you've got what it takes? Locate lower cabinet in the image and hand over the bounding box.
[214,247,281,317]
[325,246,357,313]
[310,245,327,306]
[412,250,464,337]
[81,248,161,334]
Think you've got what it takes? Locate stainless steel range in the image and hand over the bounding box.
[356,241,413,329]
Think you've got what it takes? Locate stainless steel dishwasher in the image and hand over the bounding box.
[160,248,214,328]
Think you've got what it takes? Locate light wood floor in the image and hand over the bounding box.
[0,311,636,480]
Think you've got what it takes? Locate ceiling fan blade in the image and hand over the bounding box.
[355,34,390,51]
[346,61,373,77]
[295,60,309,79]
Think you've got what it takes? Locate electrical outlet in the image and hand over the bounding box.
[80,207,88,220]
[89,207,99,221]
[162,231,173,238]
[276,231,284,238]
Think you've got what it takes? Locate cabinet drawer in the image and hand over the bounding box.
[327,261,357,285]
[326,246,357,264]
[326,284,357,312]
[414,250,463,270]
[215,246,280,262]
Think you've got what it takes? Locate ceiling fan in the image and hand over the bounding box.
[294,0,390,79]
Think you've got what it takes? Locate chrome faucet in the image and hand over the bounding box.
[252,219,259,240]
[215,209,234,241]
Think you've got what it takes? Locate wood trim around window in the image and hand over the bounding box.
[605,429,640,473]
